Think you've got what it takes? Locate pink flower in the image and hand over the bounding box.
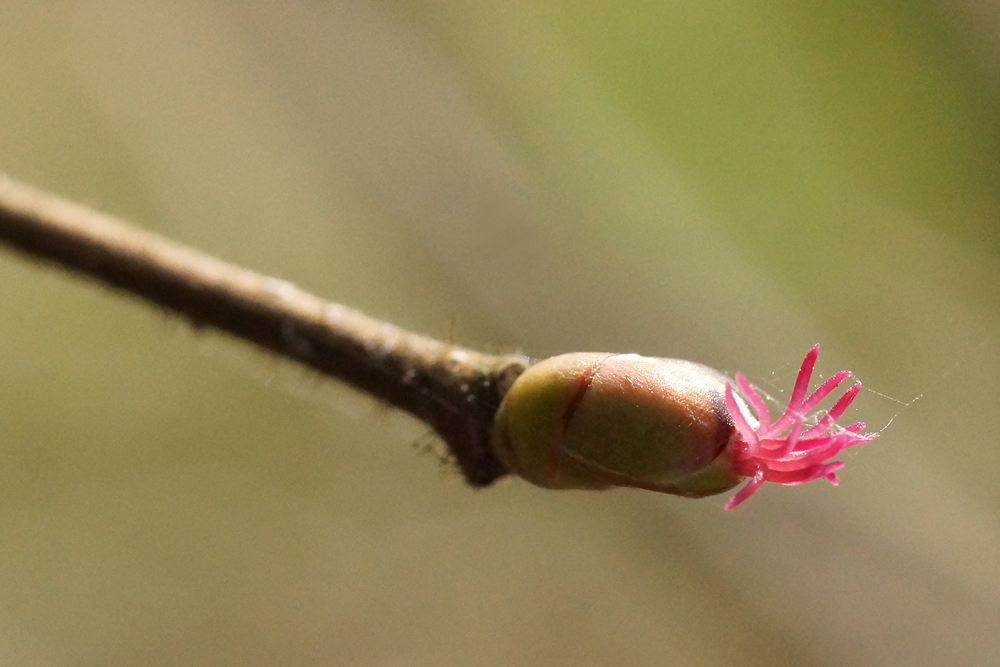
[723,345,878,510]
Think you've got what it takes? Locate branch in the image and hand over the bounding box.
[0,175,529,486]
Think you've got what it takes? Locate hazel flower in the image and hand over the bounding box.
[722,344,878,510]
[491,345,878,509]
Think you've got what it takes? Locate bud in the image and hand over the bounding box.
[492,352,745,499]
[491,346,878,509]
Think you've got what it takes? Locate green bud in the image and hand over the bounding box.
[492,353,744,498]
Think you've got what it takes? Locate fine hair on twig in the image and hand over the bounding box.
[0,174,530,486]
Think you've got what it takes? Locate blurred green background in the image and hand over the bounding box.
[2,1,999,665]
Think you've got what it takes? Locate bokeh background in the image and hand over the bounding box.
[2,1,999,665]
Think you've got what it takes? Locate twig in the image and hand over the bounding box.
[0,175,529,486]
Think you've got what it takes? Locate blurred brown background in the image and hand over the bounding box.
[2,1,999,665]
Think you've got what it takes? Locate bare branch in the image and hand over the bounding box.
[0,175,529,486]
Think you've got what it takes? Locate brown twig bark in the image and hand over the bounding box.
[0,175,529,486]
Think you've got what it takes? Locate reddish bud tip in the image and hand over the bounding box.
[722,346,879,509]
